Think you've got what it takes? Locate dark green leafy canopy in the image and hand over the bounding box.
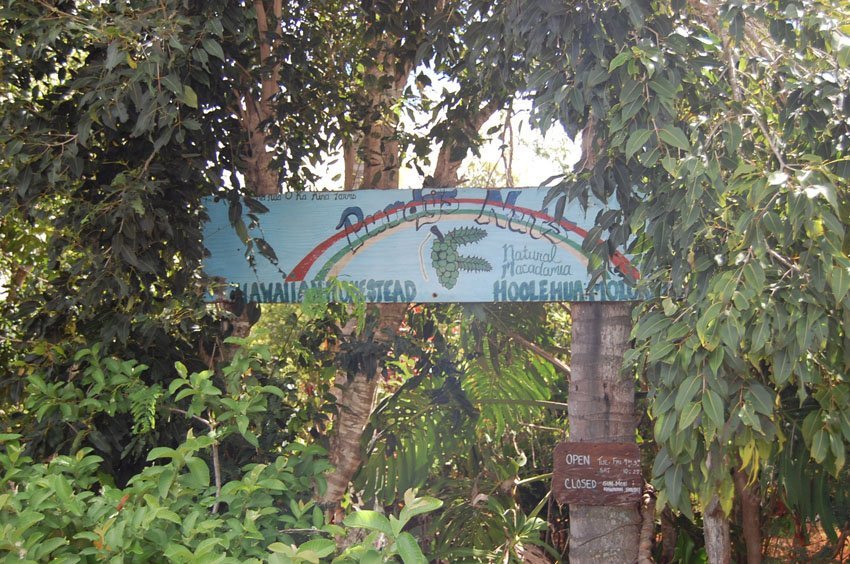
[502,0,850,520]
[0,0,356,463]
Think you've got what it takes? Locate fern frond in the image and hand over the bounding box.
[129,383,163,435]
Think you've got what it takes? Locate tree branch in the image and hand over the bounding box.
[431,98,502,186]
[505,329,571,378]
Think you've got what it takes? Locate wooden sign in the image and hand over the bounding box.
[552,442,642,506]
[202,187,645,303]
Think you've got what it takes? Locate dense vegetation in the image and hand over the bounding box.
[1,0,848,562]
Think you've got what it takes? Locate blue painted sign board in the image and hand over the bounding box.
[202,187,643,303]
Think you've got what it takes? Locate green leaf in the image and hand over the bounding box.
[675,374,702,411]
[772,350,793,386]
[182,85,199,108]
[297,539,335,558]
[648,340,675,362]
[202,38,225,61]
[679,401,701,429]
[696,303,723,347]
[399,490,443,526]
[664,464,683,509]
[703,389,725,430]
[185,457,210,488]
[33,537,68,558]
[395,532,427,564]
[829,432,845,473]
[147,447,178,461]
[750,313,771,352]
[164,543,194,560]
[747,383,774,416]
[649,77,677,101]
[609,51,632,71]
[343,510,393,537]
[389,514,403,538]
[161,73,183,96]
[652,448,672,478]
[358,549,382,564]
[811,429,829,463]
[831,266,850,304]
[242,430,259,448]
[632,312,668,341]
[625,128,653,161]
[105,41,124,71]
[158,469,175,499]
[658,125,690,152]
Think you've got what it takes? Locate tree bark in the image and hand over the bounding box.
[319,0,499,515]
[567,302,641,563]
[431,99,501,187]
[734,469,762,564]
[238,0,283,197]
[205,0,283,369]
[320,35,408,512]
[319,303,408,509]
[660,507,678,562]
[703,495,732,564]
[638,484,657,563]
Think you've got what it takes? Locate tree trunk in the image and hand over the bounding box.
[204,0,283,370]
[567,302,640,563]
[320,39,408,512]
[319,303,408,510]
[318,1,497,515]
[734,469,762,564]
[703,495,732,564]
[660,507,678,562]
[638,485,657,563]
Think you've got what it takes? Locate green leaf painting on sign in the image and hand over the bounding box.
[429,226,492,290]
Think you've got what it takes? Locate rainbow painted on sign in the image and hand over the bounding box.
[202,187,645,303]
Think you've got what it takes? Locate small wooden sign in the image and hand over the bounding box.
[202,187,645,303]
[552,442,642,506]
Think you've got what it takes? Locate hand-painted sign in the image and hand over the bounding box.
[202,187,644,303]
[552,442,642,505]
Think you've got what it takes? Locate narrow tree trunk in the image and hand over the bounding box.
[660,507,678,562]
[638,485,657,563]
[319,303,407,509]
[207,0,282,369]
[320,42,407,511]
[734,469,762,564]
[703,495,732,564]
[567,302,640,563]
[319,1,493,515]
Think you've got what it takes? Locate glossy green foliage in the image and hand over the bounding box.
[337,488,442,564]
[0,433,434,562]
[0,0,361,475]
[505,0,850,524]
[0,350,336,562]
[349,303,565,559]
[0,344,436,562]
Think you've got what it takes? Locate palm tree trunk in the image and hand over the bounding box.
[567,302,641,563]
